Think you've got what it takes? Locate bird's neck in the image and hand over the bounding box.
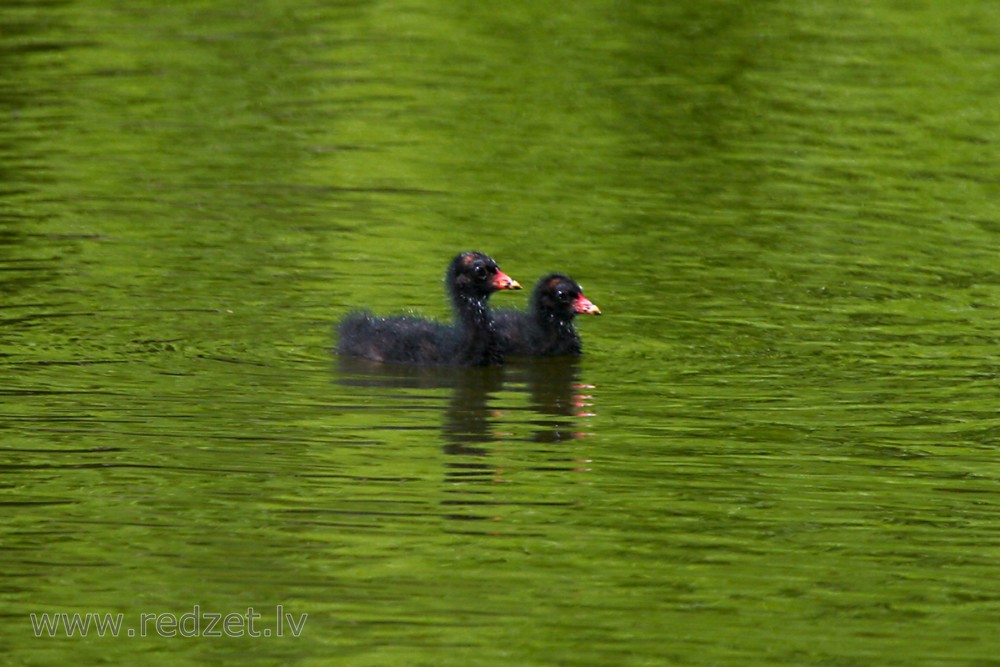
[453,292,489,324]
[533,310,580,354]
[453,292,500,365]
[535,308,573,333]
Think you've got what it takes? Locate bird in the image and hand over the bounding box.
[494,273,600,357]
[337,251,521,366]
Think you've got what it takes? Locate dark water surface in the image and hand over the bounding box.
[3,1,1000,665]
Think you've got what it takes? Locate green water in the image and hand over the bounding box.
[3,1,1000,665]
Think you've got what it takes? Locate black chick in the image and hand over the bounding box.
[337,251,521,366]
[494,273,600,357]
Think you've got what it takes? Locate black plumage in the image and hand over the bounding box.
[337,251,521,366]
[494,273,601,357]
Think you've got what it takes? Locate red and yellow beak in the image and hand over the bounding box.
[492,270,521,290]
[573,294,601,315]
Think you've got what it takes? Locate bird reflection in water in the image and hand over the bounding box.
[336,356,595,523]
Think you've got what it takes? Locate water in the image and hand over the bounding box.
[3,1,1000,665]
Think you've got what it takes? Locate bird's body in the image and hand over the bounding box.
[494,274,600,357]
[337,251,520,366]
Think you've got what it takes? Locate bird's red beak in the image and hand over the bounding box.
[492,270,521,290]
[573,294,601,315]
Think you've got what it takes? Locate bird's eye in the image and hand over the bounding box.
[474,264,488,279]
[556,290,569,301]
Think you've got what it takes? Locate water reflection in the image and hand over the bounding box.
[336,356,595,462]
[338,358,593,452]
[336,356,595,527]
[505,358,596,443]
